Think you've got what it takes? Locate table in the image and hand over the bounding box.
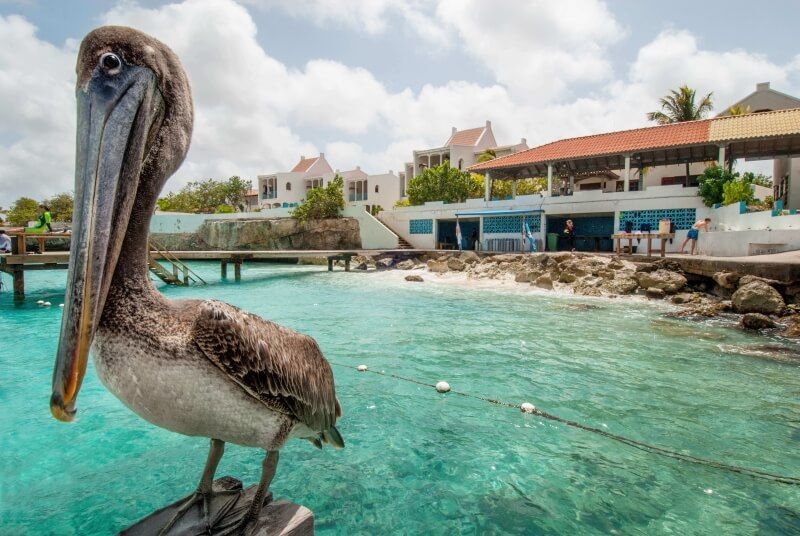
[612,232,675,257]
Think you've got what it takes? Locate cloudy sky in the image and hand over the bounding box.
[2,0,799,201]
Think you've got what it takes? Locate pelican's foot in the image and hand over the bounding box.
[157,488,241,536]
[214,492,272,536]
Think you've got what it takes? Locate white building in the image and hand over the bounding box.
[399,120,528,195]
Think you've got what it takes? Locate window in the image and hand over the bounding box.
[285,182,292,191]
[306,178,323,190]
[375,184,379,193]
[262,177,277,199]
[348,179,368,201]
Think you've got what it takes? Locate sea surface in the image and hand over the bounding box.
[1,263,799,535]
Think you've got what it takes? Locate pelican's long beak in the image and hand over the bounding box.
[51,62,163,422]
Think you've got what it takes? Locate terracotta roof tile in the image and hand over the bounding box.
[471,120,711,171]
[471,108,800,172]
[445,126,485,146]
[291,157,318,173]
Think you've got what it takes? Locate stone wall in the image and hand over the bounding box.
[150,217,361,251]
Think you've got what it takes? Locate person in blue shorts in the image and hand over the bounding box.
[680,217,711,255]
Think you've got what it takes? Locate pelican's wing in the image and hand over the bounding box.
[190,300,341,432]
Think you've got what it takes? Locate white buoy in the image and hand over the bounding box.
[357,365,368,372]
[43,301,52,307]
[36,300,44,305]
[520,402,536,414]
[435,381,450,393]
[59,303,65,308]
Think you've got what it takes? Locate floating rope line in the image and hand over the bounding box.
[330,362,800,486]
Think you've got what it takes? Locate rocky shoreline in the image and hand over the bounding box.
[348,251,800,340]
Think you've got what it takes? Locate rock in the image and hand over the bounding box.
[459,251,480,264]
[741,313,777,330]
[596,269,615,280]
[607,260,624,270]
[427,260,449,273]
[731,280,785,314]
[709,284,733,299]
[515,270,539,283]
[404,275,424,282]
[646,287,665,299]
[560,260,589,278]
[534,274,553,290]
[712,271,741,289]
[634,269,687,293]
[528,253,548,265]
[551,252,573,264]
[447,257,466,271]
[558,271,578,284]
[601,277,639,295]
[737,275,782,288]
[396,259,415,270]
[783,316,800,338]
[491,254,522,263]
[375,258,394,270]
[354,262,368,270]
[195,217,361,250]
[652,259,683,273]
[634,262,657,273]
[670,293,695,304]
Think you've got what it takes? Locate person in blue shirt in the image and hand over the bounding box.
[0,230,11,253]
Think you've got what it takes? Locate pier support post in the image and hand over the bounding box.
[12,266,24,300]
[327,257,334,271]
[345,257,351,272]
[234,261,241,282]
[221,260,228,279]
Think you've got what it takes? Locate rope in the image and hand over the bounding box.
[330,362,800,486]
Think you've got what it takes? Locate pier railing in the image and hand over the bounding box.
[147,238,206,286]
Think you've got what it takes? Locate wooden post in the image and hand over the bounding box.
[182,265,189,284]
[646,236,652,257]
[234,261,241,282]
[344,257,351,272]
[327,257,334,271]
[12,266,24,299]
[221,260,228,279]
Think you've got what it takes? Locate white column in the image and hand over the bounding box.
[718,145,726,167]
[484,172,491,202]
[511,180,517,199]
[546,163,553,196]
[568,174,575,195]
[623,155,631,192]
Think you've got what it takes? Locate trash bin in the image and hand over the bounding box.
[547,232,559,251]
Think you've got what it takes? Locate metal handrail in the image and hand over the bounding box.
[148,238,207,285]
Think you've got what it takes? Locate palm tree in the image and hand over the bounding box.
[647,85,714,184]
[647,85,714,124]
[727,104,751,116]
[476,149,496,163]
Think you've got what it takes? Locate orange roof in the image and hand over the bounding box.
[471,120,710,171]
[471,108,800,172]
[245,189,258,196]
[291,156,318,173]
[445,126,485,146]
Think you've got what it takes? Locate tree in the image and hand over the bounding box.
[292,175,345,222]
[697,165,737,207]
[489,177,547,199]
[722,179,755,206]
[741,172,772,187]
[727,104,751,116]
[6,197,39,226]
[647,85,714,185]
[407,163,481,205]
[476,149,496,163]
[156,176,251,213]
[45,192,74,222]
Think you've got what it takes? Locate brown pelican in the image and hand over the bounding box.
[49,26,343,534]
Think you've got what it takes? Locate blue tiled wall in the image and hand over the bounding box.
[483,215,541,234]
[409,219,433,234]
[618,208,696,231]
[548,216,614,236]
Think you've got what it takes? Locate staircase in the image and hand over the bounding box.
[397,236,414,250]
[148,238,206,286]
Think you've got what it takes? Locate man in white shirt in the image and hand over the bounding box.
[0,230,12,253]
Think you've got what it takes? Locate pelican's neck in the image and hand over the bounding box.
[109,173,165,304]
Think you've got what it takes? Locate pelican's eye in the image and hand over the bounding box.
[100,52,122,73]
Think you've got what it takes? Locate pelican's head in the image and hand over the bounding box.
[51,26,193,422]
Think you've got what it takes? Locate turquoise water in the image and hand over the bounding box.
[1,263,799,535]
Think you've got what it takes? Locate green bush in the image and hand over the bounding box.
[697,165,737,207]
[407,164,482,205]
[214,204,236,214]
[722,179,754,206]
[292,175,345,222]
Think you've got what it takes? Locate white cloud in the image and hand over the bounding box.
[1,0,798,204]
